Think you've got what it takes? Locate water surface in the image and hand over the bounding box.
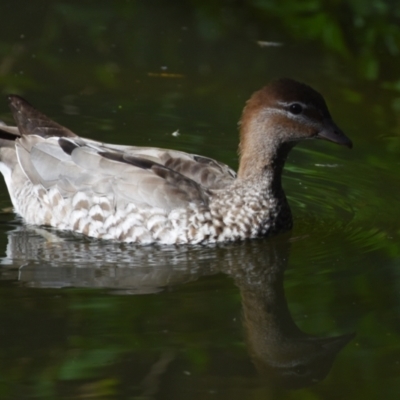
[0,1,399,399]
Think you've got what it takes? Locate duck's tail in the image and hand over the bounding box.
[0,95,77,142]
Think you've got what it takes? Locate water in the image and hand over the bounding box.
[0,1,399,398]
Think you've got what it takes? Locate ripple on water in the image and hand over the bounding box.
[285,147,397,264]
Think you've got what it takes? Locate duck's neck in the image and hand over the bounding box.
[237,127,294,196]
[236,123,295,233]
[239,143,292,182]
[237,114,295,180]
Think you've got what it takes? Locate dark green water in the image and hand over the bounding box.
[0,1,399,399]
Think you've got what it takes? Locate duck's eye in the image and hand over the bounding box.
[289,103,303,115]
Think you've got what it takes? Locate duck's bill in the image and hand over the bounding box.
[317,120,353,149]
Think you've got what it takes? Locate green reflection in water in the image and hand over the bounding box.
[0,0,399,399]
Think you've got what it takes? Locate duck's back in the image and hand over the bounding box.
[0,95,236,244]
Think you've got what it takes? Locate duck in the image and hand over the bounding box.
[0,79,352,244]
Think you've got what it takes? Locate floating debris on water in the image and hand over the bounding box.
[171,129,180,137]
[257,41,283,47]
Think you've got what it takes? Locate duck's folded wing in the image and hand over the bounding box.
[5,94,235,208]
[162,152,236,189]
[7,94,236,186]
[16,136,210,211]
[88,144,237,190]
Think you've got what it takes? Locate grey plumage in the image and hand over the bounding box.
[0,81,351,244]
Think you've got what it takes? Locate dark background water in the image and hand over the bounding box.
[0,1,399,399]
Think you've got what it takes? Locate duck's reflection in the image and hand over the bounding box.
[228,239,354,389]
[0,224,353,390]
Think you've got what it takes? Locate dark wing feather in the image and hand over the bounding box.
[8,95,77,138]
[100,151,210,206]
[163,154,236,189]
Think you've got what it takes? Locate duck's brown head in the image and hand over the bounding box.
[238,79,352,179]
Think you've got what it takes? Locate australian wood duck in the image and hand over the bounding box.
[0,79,352,244]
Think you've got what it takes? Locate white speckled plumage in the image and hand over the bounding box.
[0,79,352,244]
